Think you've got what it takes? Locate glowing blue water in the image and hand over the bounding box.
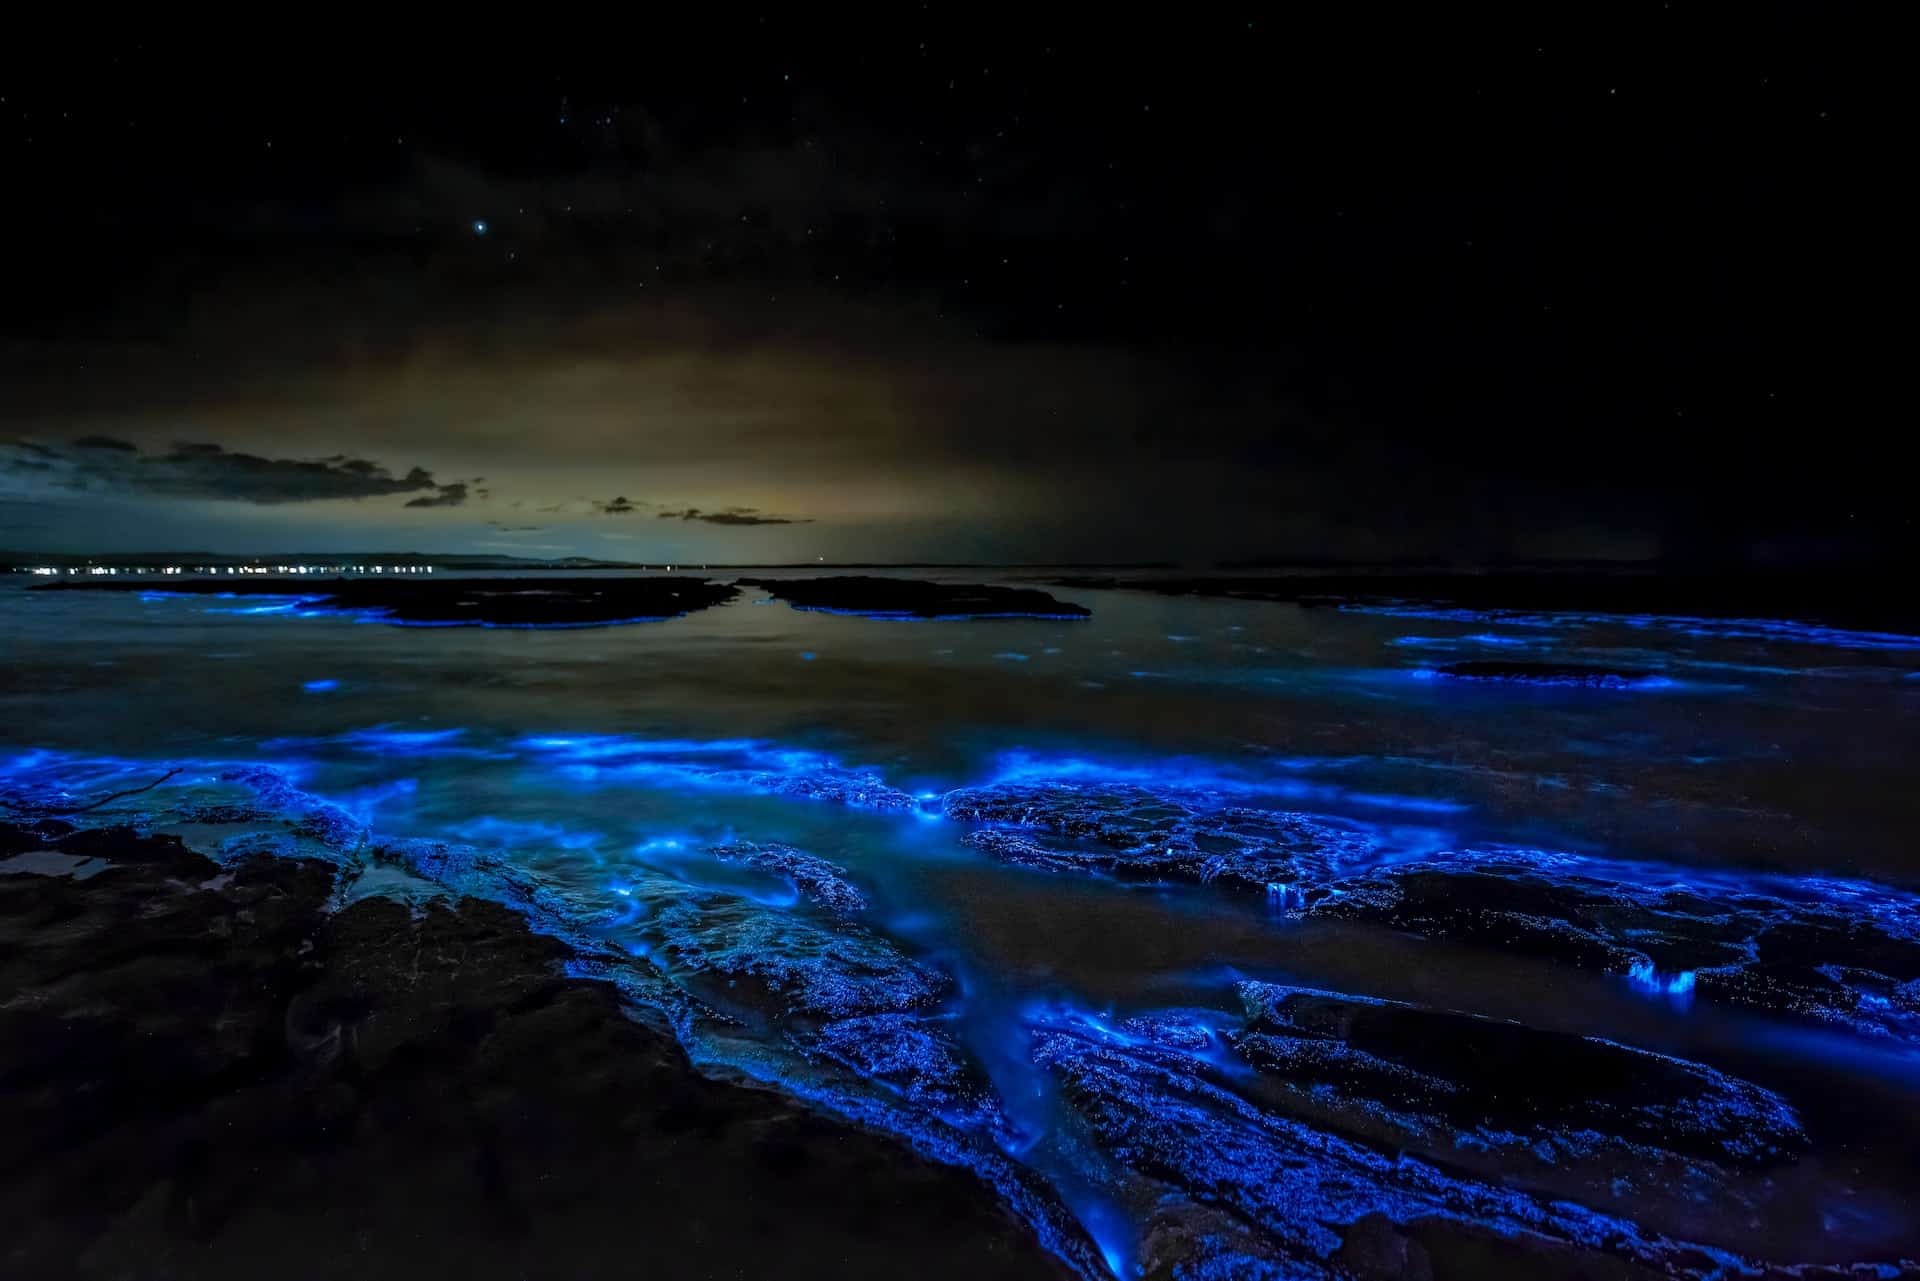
[5,572,1920,1274]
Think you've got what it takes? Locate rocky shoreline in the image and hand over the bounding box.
[0,819,1070,1280]
[8,748,1920,1278]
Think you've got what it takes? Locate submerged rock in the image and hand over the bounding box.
[709,840,869,916]
[1232,982,1805,1169]
[737,766,920,810]
[35,574,740,627]
[945,782,1374,894]
[647,890,948,1021]
[1304,848,1920,1043]
[214,764,372,852]
[737,575,1090,620]
[792,1013,1010,1138]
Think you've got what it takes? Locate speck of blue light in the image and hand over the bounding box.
[302,679,339,693]
[473,219,488,235]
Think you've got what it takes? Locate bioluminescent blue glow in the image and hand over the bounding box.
[1347,602,1920,652]
[344,726,473,752]
[1627,959,1699,1001]
[1404,666,1680,690]
[1389,632,1547,650]
[976,749,1470,818]
[7,612,1919,1281]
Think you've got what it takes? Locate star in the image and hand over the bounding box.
[473,220,489,236]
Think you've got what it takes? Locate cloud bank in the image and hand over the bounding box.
[3,438,450,507]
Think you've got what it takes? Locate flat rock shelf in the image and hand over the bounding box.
[32,575,740,628]
[737,575,1091,620]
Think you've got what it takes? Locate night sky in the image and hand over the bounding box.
[0,10,1899,565]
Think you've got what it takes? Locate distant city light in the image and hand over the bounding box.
[15,561,437,578]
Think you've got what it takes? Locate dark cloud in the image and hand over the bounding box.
[656,506,807,526]
[594,496,640,515]
[1,438,446,506]
[404,482,469,509]
[137,442,439,505]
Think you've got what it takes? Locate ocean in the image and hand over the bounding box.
[6,570,1919,1276]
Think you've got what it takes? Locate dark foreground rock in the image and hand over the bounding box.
[0,821,1070,1281]
[738,575,1090,619]
[33,575,738,627]
[1426,660,1669,687]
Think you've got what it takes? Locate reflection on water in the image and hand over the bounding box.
[4,572,1919,1276]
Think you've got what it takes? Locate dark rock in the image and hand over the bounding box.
[740,767,920,810]
[646,889,949,1020]
[1304,849,1920,1043]
[945,781,1373,895]
[1231,982,1805,1169]
[216,764,370,852]
[791,1013,1009,1138]
[709,840,868,916]
[1335,1214,1435,1281]
[1029,1014,1728,1281]
[0,821,1074,1281]
[737,575,1090,619]
[34,574,739,627]
[943,771,1920,1045]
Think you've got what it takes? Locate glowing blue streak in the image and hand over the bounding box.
[980,750,1470,815]
[1347,603,1920,652]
